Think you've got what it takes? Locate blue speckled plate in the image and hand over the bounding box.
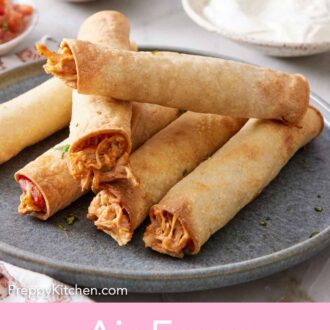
[0,48,329,293]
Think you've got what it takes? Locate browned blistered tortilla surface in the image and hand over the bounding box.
[89,112,246,244]
[62,39,309,124]
[146,107,323,257]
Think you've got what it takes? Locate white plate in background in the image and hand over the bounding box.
[182,0,330,57]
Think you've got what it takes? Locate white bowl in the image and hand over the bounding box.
[182,0,330,57]
[0,0,38,56]
[59,0,97,2]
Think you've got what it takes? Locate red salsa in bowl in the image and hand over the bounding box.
[0,0,33,44]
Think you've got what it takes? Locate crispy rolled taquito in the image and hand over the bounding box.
[16,138,79,219]
[144,107,324,258]
[0,78,71,164]
[68,11,133,192]
[38,39,309,124]
[87,112,246,246]
[15,104,179,220]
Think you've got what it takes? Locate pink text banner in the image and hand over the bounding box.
[0,303,328,329]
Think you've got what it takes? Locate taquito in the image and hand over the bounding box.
[15,104,179,220]
[39,40,309,124]
[67,11,133,192]
[0,78,71,164]
[16,138,80,220]
[87,112,246,246]
[144,107,324,258]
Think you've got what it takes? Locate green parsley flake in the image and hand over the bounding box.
[65,214,79,225]
[57,224,67,231]
[2,21,9,32]
[75,123,79,127]
[259,220,267,227]
[96,111,102,115]
[314,206,323,213]
[151,50,158,55]
[309,231,320,238]
[54,144,70,159]
[317,194,321,199]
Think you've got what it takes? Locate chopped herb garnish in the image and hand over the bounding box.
[54,144,70,159]
[317,194,321,199]
[2,21,9,32]
[309,231,320,238]
[96,111,102,115]
[178,109,187,115]
[314,206,323,213]
[259,216,270,227]
[57,223,67,231]
[182,169,188,177]
[65,214,79,225]
[75,123,79,127]
[151,50,158,55]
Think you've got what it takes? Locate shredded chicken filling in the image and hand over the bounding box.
[88,190,131,246]
[18,177,46,215]
[36,43,77,87]
[70,134,131,191]
[145,210,191,257]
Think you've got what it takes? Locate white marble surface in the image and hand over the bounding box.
[21,0,330,302]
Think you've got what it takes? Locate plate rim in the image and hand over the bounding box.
[1,46,330,285]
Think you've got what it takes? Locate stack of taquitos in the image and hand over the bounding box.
[36,12,138,193]
[15,103,180,219]
[144,107,324,257]
[88,112,246,245]
[67,11,133,192]
[10,9,325,261]
[15,11,180,219]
